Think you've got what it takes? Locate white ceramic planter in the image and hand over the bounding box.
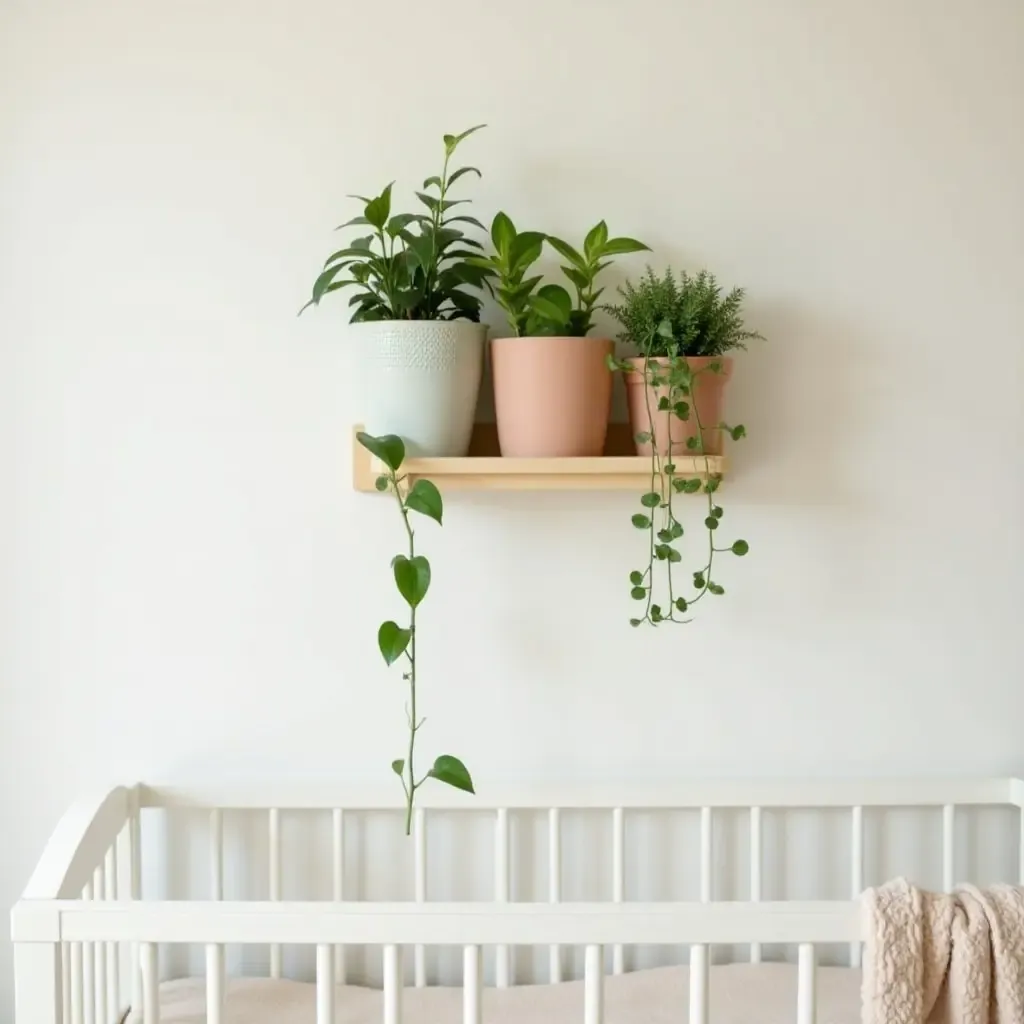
[351,319,486,457]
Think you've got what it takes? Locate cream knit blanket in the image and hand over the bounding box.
[862,878,1024,1023]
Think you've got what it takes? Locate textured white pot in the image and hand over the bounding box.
[352,319,486,457]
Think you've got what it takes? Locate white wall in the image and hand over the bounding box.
[2,0,1022,1014]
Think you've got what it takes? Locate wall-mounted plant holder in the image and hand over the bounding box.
[352,424,727,493]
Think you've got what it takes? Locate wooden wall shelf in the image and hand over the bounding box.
[353,424,727,493]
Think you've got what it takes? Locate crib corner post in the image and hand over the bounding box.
[13,942,61,1024]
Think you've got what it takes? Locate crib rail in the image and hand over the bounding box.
[12,777,1024,1023]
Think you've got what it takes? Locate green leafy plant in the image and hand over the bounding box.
[608,267,764,357]
[301,126,492,322]
[609,286,759,625]
[468,215,649,336]
[356,431,475,833]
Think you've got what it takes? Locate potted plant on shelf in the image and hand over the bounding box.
[468,214,649,458]
[607,267,763,625]
[356,431,475,833]
[301,126,492,458]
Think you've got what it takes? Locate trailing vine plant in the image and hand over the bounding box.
[607,268,763,626]
[356,431,474,833]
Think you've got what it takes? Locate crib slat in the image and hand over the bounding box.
[316,944,334,1024]
[62,942,71,1024]
[689,944,709,1024]
[548,808,561,984]
[269,808,281,978]
[82,881,95,1024]
[383,944,402,1024]
[612,807,624,976]
[797,943,816,1024]
[104,845,119,1016]
[850,806,864,968]
[699,807,712,904]
[93,867,107,1024]
[206,944,223,1024]
[942,804,955,892]
[584,944,604,1024]
[130,810,143,1017]
[495,808,510,988]
[332,808,347,985]
[140,942,159,1024]
[414,807,426,988]
[749,806,762,964]
[463,945,481,1024]
[210,809,223,899]
[70,942,84,1024]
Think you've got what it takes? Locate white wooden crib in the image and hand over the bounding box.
[11,778,1024,1024]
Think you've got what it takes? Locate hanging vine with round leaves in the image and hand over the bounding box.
[609,321,750,627]
[356,431,475,834]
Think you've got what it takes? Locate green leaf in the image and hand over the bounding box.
[444,123,486,154]
[428,754,475,794]
[448,166,482,187]
[673,478,701,494]
[583,221,609,261]
[364,183,393,230]
[405,479,443,524]
[491,212,516,255]
[704,477,721,494]
[415,191,440,213]
[634,431,651,444]
[675,597,688,613]
[711,506,724,520]
[670,521,684,539]
[730,424,747,441]
[393,554,431,607]
[693,572,706,589]
[545,236,587,272]
[509,231,546,271]
[686,437,700,450]
[374,475,389,492]
[422,175,442,190]
[631,513,651,529]
[629,618,643,628]
[657,528,673,543]
[356,432,405,471]
[530,285,573,327]
[561,265,589,291]
[651,604,663,623]
[630,586,646,601]
[445,215,487,230]
[708,582,725,596]
[377,621,411,666]
[392,759,405,776]
[731,539,750,556]
[668,548,682,563]
[333,215,372,232]
[664,463,676,475]
[657,396,670,411]
[640,492,661,508]
[704,516,719,531]
[656,318,675,342]
[655,544,670,560]
[673,401,690,421]
[629,570,644,585]
[599,236,650,257]
[386,213,419,237]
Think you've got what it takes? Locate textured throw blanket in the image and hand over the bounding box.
[861,878,1024,1024]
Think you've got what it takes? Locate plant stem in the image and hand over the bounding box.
[392,478,418,836]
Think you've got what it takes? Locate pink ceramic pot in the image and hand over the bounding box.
[491,336,613,457]
[624,356,733,456]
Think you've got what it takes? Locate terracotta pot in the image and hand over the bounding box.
[491,336,613,457]
[624,356,733,456]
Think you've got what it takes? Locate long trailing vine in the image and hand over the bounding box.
[613,328,749,626]
[356,431,474,834]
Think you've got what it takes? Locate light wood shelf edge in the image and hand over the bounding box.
[352,426,727,493]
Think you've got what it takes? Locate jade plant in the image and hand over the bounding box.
[607,269,763,626]
[356,431,474,832]
[468,213,649,336]
[301,125,491,321]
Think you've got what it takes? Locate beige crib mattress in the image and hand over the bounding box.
[127,963,862,1023]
